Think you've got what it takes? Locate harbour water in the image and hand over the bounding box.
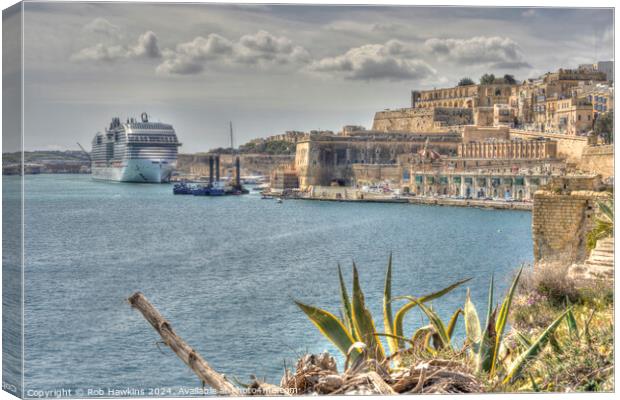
[13,175,533,394]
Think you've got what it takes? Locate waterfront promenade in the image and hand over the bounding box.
[278,190,532,210]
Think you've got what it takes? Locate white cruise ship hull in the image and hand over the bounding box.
[92,159,175,183]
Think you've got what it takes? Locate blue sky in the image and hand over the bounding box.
[13,3,614,152]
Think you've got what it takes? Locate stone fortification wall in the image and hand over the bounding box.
[473,107,494,127]
[177,153,294,176]
[295,135,460,188]
[352,164,403,186]
[579,145,613,178]
[510,130,587,164]
[462,126,510,143]
[372,108,473,132]
[532,189,611,266]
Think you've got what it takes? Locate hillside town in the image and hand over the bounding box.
[7,63,613,207]
[262,63,613,205]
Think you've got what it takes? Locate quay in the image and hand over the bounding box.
[279,191,531,210]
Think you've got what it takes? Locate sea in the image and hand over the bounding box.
[4,174,533,396]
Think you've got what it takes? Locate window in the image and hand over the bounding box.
[578,115,581,121]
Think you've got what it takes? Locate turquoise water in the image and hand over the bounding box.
[14,175,532,395]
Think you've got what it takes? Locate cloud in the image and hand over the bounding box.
[425,36,531,69]
[308,40,436,81]
[71,31,161,62]
[155,34,233,74]
[131,31,161,58]
[83,18,120,36]
[157,30,310,75]
[235,30,310,64]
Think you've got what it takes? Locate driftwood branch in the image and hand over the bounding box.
[128,292,240,395]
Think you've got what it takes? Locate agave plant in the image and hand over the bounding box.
[586,200,614,250]
[296,255,572,386]
[294,254,470,365]
[462,267,571,385]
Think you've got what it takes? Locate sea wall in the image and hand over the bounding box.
[578,145,614,178]
[532,189,611,266]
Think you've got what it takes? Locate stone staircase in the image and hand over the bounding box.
[584,237,614,279]
[569,237,614,282]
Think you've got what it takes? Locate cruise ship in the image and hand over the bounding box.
[91,113,181,183]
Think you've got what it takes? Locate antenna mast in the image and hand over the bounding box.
[229,121,234,151]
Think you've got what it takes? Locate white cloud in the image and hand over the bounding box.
[71,31,161,62]
[131,31,161,58]
[157,30,310,75]
[155,34,233,74]
[425,36,531,69]
[308,40,435,81]
[83,18,120,36]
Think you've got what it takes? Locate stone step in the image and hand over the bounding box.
[588,254,614,263]
[586,256,613,264]
[584,264,614,272]
[585,260,614,269]
[592,249,614,256]
[587,272,613,280]
[596,244,614,251]
[596,239,614,247]
[583,263,613,272]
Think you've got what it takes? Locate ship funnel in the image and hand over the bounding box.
[208,155,214,184]
[215,155,220,181]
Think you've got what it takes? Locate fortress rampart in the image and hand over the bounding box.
[372,108,473,132]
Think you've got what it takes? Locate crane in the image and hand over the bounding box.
[76,142,91,162]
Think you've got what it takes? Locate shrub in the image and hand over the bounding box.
[518,264,579,307]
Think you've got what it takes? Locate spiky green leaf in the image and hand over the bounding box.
[447,308,462,339]
[565,307,579,339]
[392,278,471,348]
[351,263,385,361]
[295,301,359,362]
[503,308,571,384]
[490,267,523,376]
[382,253,398,354]
[412,300,451,349]
[337,264,355,336]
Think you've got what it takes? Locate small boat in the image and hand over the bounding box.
[192,180,226,196]
[276,198,283,204]
[173,182,193,195]
[261,194,270,199]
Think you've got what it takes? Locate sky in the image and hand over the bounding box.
[8,2,615,152]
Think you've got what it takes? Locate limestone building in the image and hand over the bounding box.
[407,136,564,201]
[295,131,461,188]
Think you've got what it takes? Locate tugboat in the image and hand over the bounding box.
[173,181,193,195]
[193,181,225,196]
